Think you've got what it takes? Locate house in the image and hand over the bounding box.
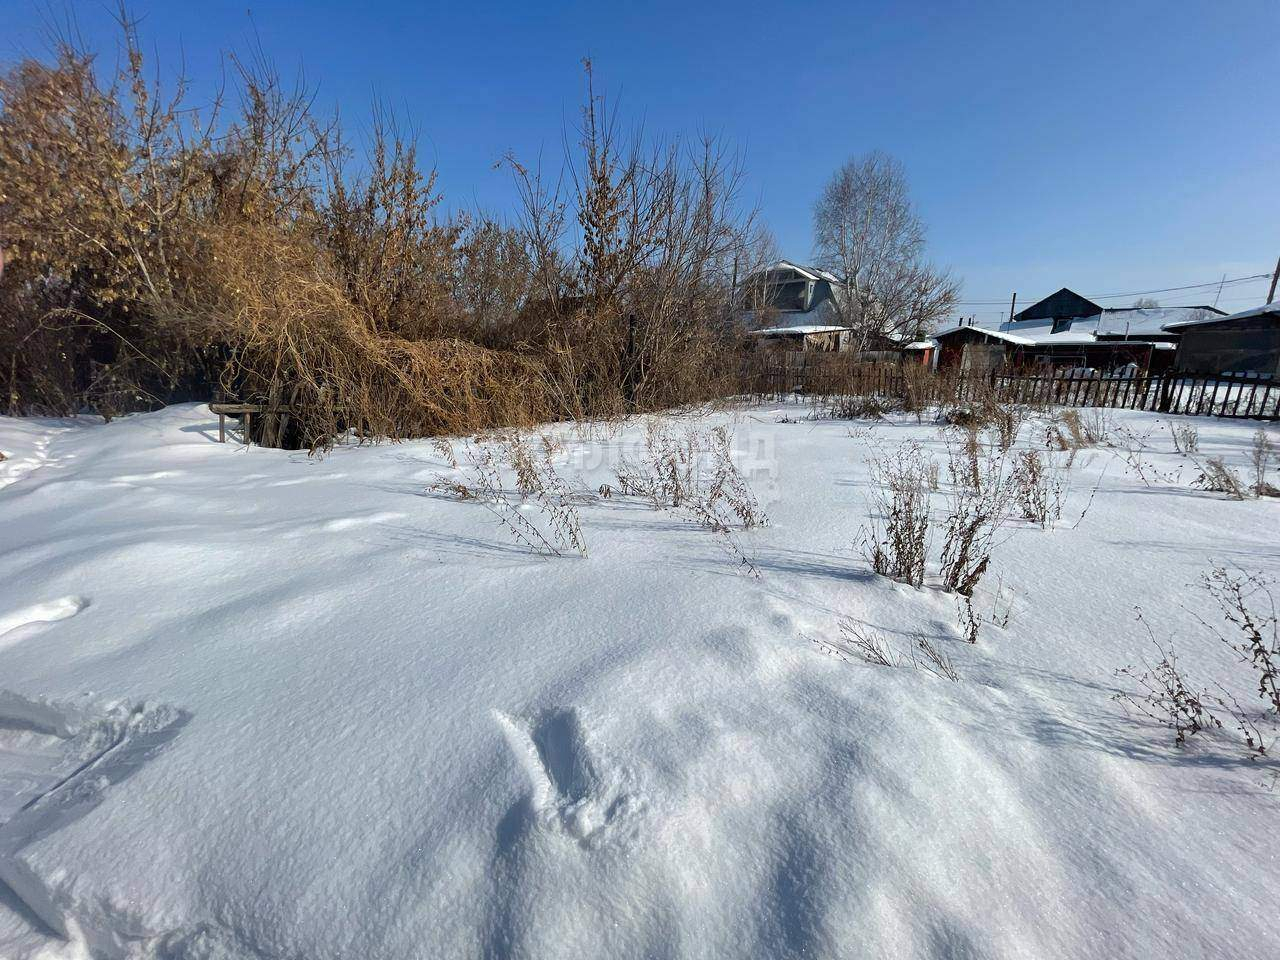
[933,287,1225,374]
[738,260,851,353]
[1165,302,1280,378]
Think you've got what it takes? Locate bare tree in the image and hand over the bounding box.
[1132,297,1160,309]
[505,60,759,417]
[812,151,958,352]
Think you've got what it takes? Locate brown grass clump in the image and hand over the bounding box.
[1192,456,1250,500]
[169,223,551,450]
[1045,408,1110,453]
[1012,449,1064,528]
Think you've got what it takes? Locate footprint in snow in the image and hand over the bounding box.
[494,707,641,848]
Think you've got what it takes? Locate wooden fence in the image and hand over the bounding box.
[743,361,1280,421]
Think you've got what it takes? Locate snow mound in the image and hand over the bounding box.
[0,404,1277,958]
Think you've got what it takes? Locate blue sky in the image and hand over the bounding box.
[4,0,1278,322]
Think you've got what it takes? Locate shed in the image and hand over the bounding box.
[1165,302,1280,378]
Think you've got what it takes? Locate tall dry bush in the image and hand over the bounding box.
[0,24,220,414]
[504,61,758,423]
[169,222,550,449]
[939,431,1013,596]
[2,25,757,446]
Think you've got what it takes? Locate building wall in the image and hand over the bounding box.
[1174,318,1280,377]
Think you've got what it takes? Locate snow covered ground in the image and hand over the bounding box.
[0,402,1276,959]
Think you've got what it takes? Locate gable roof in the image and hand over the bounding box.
[1011,288,1103,323]
[933,325,1036,346]
[752,259,842,284]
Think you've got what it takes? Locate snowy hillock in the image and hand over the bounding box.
[0,403,1277,959]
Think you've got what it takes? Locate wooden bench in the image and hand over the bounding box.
[208,403,293,444]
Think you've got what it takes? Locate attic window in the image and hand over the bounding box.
[1051,318,1072,334]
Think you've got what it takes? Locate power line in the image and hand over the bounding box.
[952,272,1271,306]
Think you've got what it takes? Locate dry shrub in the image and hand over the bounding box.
[615,421,767,575]
[170,222,551,450]
[1,27,757,442]
[900,364,949,420]
[1012,449,1064,528]
[940,432,1011,597]
[1170,421,1200,455]
[1197,568,1279,722]
[990,403,1024,453]
[1117,571,1279,761]
[1115,635,1226,748]
[433,432,585,557]
[862,443,932,587]
[1192,456,1249,500]
[1250,429,1278,497]
[956,594,982,645]
[1045,408,1110,454]
[505,62,758,425]
[815,394,894,421]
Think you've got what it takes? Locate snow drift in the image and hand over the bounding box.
[0,403,1276,959]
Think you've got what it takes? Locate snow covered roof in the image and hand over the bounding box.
[933,325,1036,346]
[903,340,936,350]
[749,324,848,337]
[1161,300,1280,330]
[935,314,1163,349]
[764,259,843,284]
[1095,306,1223,336]
[1004,316,1101,345]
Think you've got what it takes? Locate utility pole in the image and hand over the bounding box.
[1214,273,1226,308]
[1268,256,1280,305]
[1008,293,1017,323]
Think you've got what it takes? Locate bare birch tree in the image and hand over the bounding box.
[812,151,959,352]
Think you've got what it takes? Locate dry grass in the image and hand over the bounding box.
[1192,456,1250,500]
[1012,449,1064,528]
[939,432,1011,597]
[1250,429,1278,497]
[1170,421,1200,455]
[432,432,586,557]
[1044,408,1111,457]
[614,422,767,576]
[823,619,960,681]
